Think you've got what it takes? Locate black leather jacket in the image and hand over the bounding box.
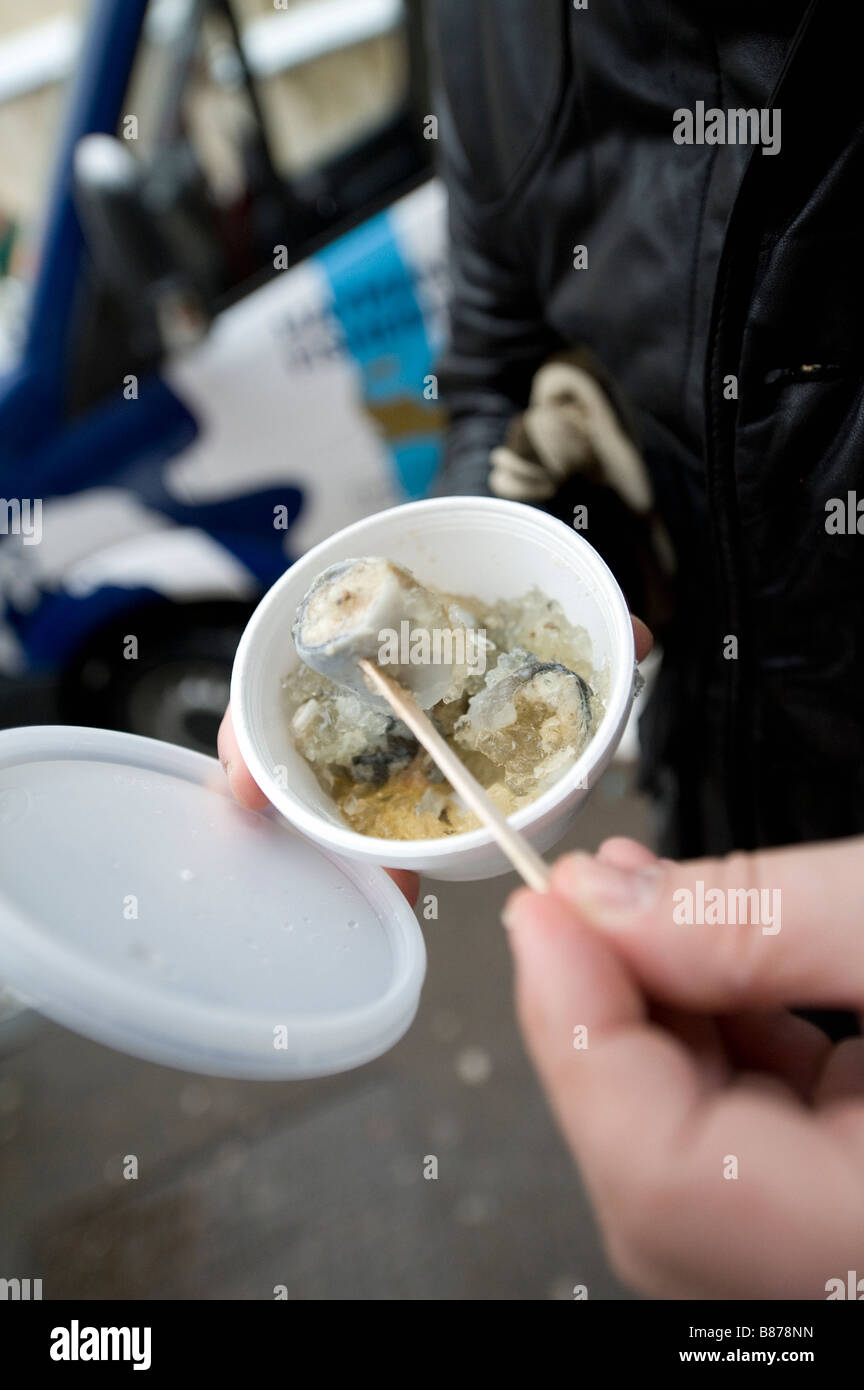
[431,0,864,858]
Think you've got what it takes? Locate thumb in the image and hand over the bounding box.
[549,837,864,1012]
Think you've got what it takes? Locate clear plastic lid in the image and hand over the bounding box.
[0,726,426,1079]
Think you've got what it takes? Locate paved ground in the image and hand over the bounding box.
[0,757,651,1301]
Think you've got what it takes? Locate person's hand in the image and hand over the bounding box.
[217,705,420,906]
[504,835,864,1299]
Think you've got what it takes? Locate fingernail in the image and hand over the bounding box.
[567,860,660,925]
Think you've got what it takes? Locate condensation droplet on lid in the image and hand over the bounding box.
[179,868,195,881]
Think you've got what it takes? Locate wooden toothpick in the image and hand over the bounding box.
[359,659,550,893]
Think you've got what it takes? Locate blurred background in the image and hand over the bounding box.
[0,0,651,1298]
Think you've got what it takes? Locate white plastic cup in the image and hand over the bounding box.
[231,497,636,881]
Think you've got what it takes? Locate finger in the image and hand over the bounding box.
[550,838,864,1013]
[217,704,269,810]
[631,615,653,663]
[717,1010,831,1101]
[814,1039,864,1108]
[821,1096,864,1167]
[648,1003,731,1090]
[504,886,864,1297]
[728,1070,801,1105]
[384,868,420,907]
[543,867,838,1090]
[503,886,703,1198]
[597,837,660,872]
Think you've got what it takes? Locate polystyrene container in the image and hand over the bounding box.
[231,497,637,881]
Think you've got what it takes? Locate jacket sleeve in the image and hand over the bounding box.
[431,70,559,496]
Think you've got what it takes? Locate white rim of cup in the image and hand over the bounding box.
[230,497,636,864]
